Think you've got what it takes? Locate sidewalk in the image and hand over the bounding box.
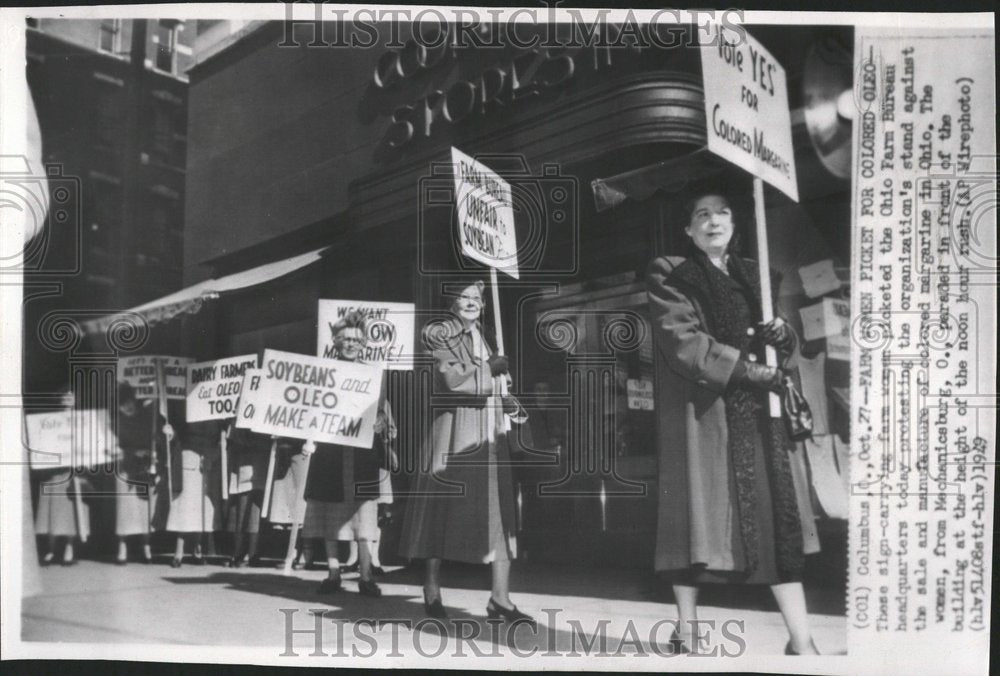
[21,557,847,660]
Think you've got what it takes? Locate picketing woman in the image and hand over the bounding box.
[113,382,154,565]
[300,310,397,597]
[399,281,532,623]
[164,416,223,567]
[225,424,271,567]
[34,386,90,566]
[645,189,821,655]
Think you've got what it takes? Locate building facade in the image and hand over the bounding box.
[24,18,195,391]
[181,20,852,575]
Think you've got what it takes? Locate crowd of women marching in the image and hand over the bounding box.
[32,189,824,654]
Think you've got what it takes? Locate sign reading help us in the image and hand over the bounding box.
[699,23,799,201]
[186,355,259,422]
[451,147,519,279]
[118,355,193,400]
[240,349,382,448]
[317,300,415,370]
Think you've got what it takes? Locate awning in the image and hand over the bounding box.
[82,247,327,335]
[590,147,728,212]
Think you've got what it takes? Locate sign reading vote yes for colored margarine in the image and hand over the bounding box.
[239,349,381,448]
[451,147,519,279]
[699,23,799,201]
[186,355,258,422]
[317,300,415,370]
[117,355,193,400]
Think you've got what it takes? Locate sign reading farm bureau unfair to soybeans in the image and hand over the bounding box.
[316,300,415,369]
[241,349,382,448]
[699,24,799,201]
[451,147,519,279]
[117,355,193,400]
[186,355,258,422]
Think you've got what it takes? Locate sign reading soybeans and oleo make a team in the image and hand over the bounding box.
[239,349,382,448]
[25,409,118,469]
[186,355,259,422]
[451,147,519,278]
[316,300,416,370]
[117,355,193,400]
[699,23,799,202]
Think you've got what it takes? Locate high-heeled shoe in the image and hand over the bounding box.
[61,558,77,567]
[486,597,535,627]
[668,629,691,654]
[358,579,382,598]
[115,557,128,566]
[170,557,182,568]
[318,575,342,595]
[40,553,55,567]
[784,638,820,655]
[423,591,448,619]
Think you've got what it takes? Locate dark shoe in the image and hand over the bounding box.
[318,576,342,595]
[340,561,359,574]
[371,565,386,576]
[785,638,820,655]
[235,556,250,569]
[668,629,691,655]
[486,597,535,627]
[424,595,448,619]
[115,557,128,566]
[170,557,182,569]
[141,554,153,565]
[358,579,382,597]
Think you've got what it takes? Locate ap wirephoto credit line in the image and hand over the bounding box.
[0,5,994,674]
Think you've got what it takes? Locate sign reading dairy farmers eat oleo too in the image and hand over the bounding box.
[186,354,258,422]
[699,23,799,201]
[240,349,382,449]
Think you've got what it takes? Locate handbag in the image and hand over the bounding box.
[781,375,814,441]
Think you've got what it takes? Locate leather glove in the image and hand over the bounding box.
[487,354,509,377]
[733,361,785,393]
[758,317,796,352]
[377,503,394,528]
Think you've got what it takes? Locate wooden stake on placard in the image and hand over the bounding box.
[72,473,87,543]
[261,437,278,518]
[282,439,314,575]
[753,177,782,418]
[220,425,229,501]
[489,267,511,432]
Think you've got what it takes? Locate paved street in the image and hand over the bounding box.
[22,557,846,662]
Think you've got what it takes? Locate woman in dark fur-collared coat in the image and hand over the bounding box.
[647,191,821,655]
[400,281,533,625]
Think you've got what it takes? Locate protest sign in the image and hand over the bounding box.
[317,300,415,369]
[186,354,259,422]
[234,368,263,430]
[239,349,382,449]
[25,409,119,469]
[451,146,519,279]
[118,355,193,400]
[699,23,799,201]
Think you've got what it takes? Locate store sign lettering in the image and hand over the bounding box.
[380,46,575,149]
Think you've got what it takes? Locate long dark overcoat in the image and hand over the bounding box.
[646,256,819,573]
[399,317,517,564]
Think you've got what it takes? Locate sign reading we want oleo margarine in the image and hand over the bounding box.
[699,23,799,202]
[317,300,415,370]
[240,349,381,449]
